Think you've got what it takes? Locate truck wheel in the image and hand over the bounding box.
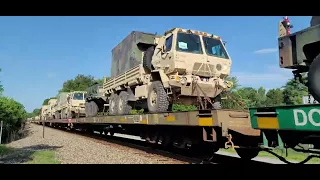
[308,53,320,103]
[85,101,99,117]
[109,93,118,115]
[85,102,92,117]
[143,46,154,71]
[235,148,259,161]
[117,91,133,115]
[147,81,169,113]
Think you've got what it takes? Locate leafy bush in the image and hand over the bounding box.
[0,96,27,143]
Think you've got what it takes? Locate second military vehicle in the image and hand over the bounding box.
[40,105,48,121]
[86,28,233,116]
[278,16,320,102]
[47,98,57,119]
[55,91,87,119]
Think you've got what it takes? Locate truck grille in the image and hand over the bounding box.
[192,63,215,77]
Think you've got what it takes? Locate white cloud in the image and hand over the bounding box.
[254,48,278,54]
[47,73,56,78]
[231,65,292,89]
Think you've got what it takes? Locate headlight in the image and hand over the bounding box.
[180,76,187,84]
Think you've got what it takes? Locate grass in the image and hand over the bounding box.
[0,144,14,156]
[1,144,60,164]
[25,150,60,164]
[220,147,320,164]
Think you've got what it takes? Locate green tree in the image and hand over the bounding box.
[237,87,259,108]
[59,74,104,92]
[0,96,27,143]
[256,87,267,107]
[0,68,3,95]
[283,78,308,105]
[42,97,56,105]
[59,74,95,92]
[265,88,284,106]
[221,76,244,109]
[26,108,41,118]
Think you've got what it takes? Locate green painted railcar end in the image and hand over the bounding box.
[250,104,320,131]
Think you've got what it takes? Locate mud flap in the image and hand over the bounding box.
[198,110,216,142]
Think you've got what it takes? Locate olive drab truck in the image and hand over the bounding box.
[55,91,87,119]
[278,16,320,102]
[47,98,57,119]
[85,82,108,117]
[85,28,233,117]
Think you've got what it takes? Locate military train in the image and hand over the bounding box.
[32,17,320,163]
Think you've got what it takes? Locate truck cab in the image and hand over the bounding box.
[151,28,232,106]
[67,91,87,110]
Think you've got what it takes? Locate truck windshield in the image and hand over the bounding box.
[73,93,84,100]
[202,36,229,59]
[176,32,203,54]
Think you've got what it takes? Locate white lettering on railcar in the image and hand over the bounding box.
[293,108,320,127]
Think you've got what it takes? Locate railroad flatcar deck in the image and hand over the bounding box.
[44,109,260,137]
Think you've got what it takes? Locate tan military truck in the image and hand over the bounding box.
[278,16,320,102]
[47,98,57,119]
[86,28,233,116]
[34,115,40,121]
[40,105,48,121]
[55,91,87,119]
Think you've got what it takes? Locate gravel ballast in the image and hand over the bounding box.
[2,123,186,164]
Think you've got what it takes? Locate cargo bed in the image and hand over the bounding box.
[103,65,144,95]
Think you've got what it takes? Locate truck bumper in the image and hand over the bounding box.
[169,75,232,98]
[71,107,86,116]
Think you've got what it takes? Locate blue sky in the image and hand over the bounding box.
[0,16,311,112]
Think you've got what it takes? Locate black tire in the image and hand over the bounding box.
[108,93,118,115]
[235,148,259,161]
[143,46,155,71]
[85,101,99,117]
[85,101,92,117]
[308,53,320,103]
[212,94,222,109]
[147,81,170,113]
[116,91,133,115]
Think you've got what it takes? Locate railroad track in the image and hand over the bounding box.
[36,123,270,164]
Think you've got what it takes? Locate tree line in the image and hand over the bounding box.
[0,68,28,143]
[30,73,309,114]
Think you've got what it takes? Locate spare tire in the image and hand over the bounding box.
[308,54,320,103]
[143,46,155,71]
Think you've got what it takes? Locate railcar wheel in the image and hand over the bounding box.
[109,93,118,115]
[147,81,169,113]
[117,91,133,115]
[235,148,260,161]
